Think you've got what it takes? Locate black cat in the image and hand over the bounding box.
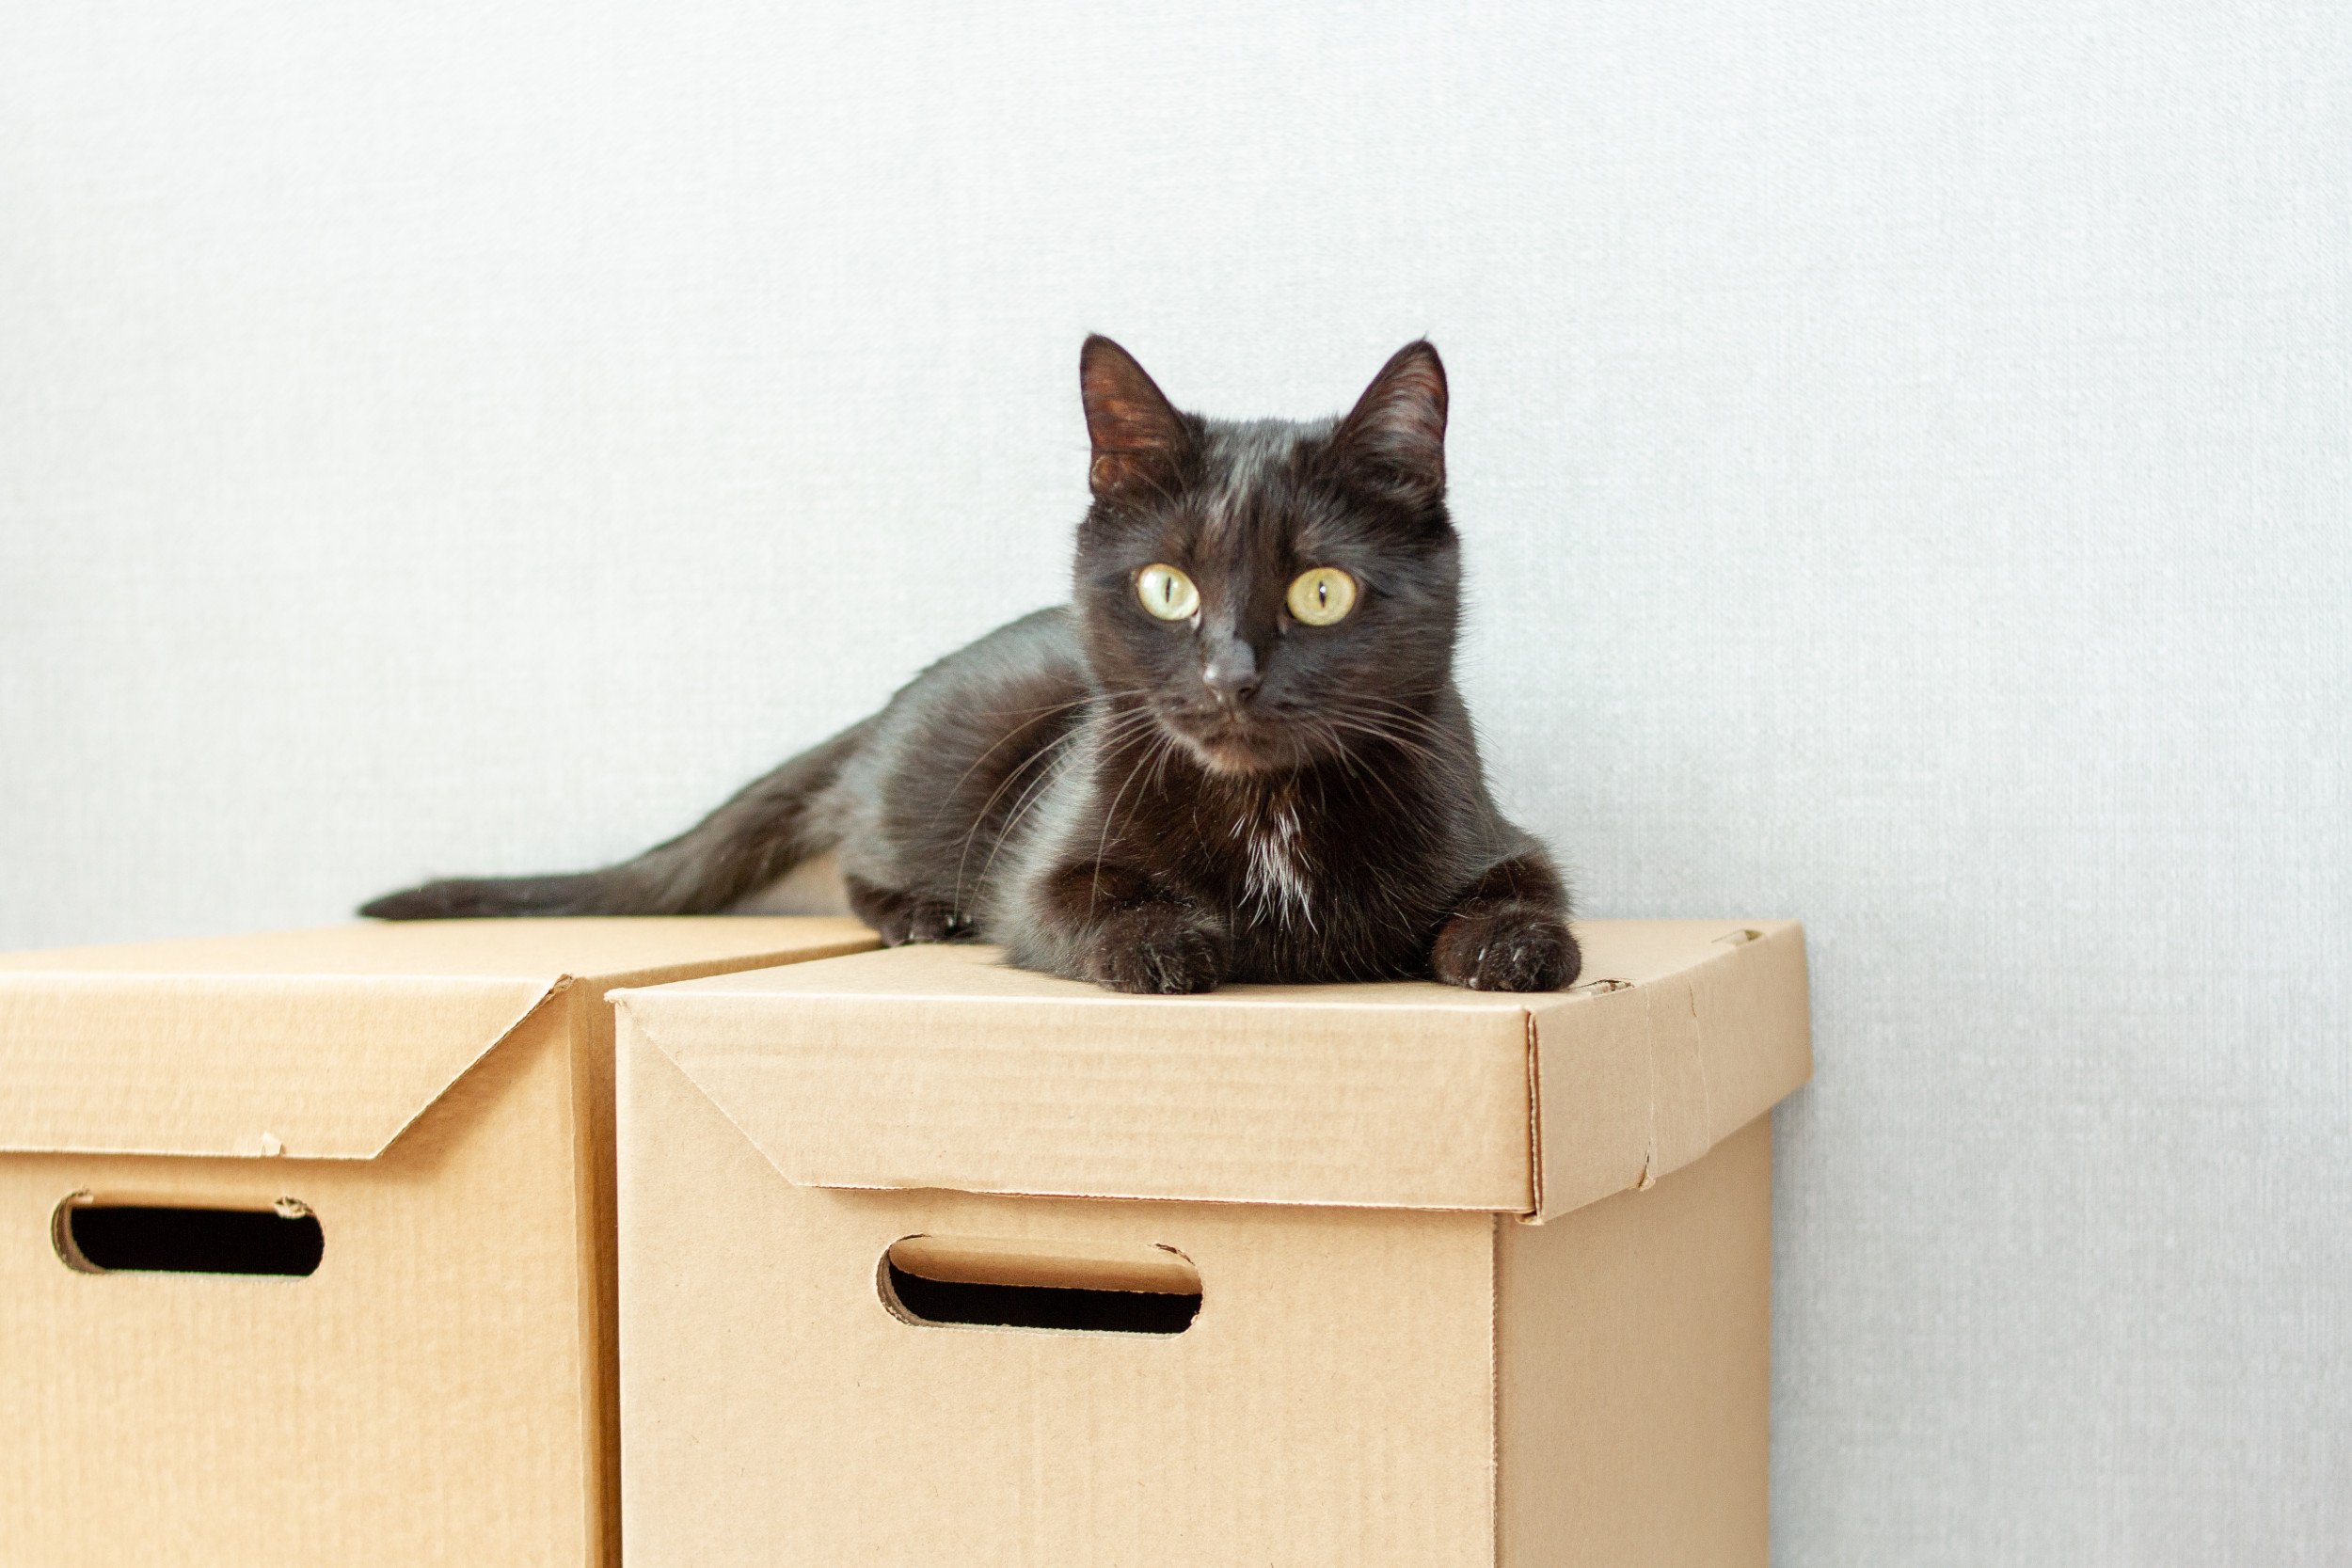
[364,337,1581,995]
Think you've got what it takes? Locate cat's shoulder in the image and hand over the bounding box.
[897,604,1090,706]
[962,603,1085,673]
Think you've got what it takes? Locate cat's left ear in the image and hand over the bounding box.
[1334,341,1448,506]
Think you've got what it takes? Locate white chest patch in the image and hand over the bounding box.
[1239,804,1314,928]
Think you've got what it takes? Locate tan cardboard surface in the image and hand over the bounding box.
[0,917,874,1158]
[2,1005,595,1566]
[0,914,878,976]
[616,1005,1781,1566]
[1496,1114,1772,1566]
[615,918,1808,1218]
[0,916,878,1568]
[616,1026,1502,1568]
[1522,922,1812,1218]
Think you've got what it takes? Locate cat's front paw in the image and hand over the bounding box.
[1084,904,1229,995]
[1432,906,1580,992]
[845,878,971,947]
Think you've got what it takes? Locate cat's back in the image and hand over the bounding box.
[853,604,1092,767]
[879,604,1089,721]
[926,603,1084,687]
[830,605,1095,880]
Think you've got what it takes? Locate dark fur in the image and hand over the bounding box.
[364,338,1581,994]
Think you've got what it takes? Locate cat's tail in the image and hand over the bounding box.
[359,718,875,920]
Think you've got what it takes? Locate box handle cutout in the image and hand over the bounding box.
[879,1235,1200,1336]
[53,1195,323,1277]
[1714,928,1764,945]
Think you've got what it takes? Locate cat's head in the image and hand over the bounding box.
[1072,337,1463,779]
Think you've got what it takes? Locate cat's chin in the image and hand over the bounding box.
[1165,719,1310,779]
[1192,742,1276,778]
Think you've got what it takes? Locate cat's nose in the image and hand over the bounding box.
[1201,641,1261,708]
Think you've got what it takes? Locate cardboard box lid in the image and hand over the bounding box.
[0,917,874,1161]
[613,919,1810,1221]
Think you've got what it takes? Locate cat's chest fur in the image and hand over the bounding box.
[1230,793,1316,928]
[1165,773,1440,960]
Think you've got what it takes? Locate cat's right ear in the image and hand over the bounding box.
[1081,336,1189,498]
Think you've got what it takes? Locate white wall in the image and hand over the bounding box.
[4,2,2345,1559]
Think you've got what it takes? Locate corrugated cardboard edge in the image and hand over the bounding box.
[368,977,575,1157]
[555,925,878,1568]
[614,921,1810,1226]
[612,988,1536,1214]
[0,918,886,1163]
[1523,922,1811,1224]
[0,972,571,1160]
[1523,1010,1547,1220]
[1488,1207,1508,1568]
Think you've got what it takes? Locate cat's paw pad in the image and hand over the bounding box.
[1433,906,1580,992]
[1086,906,1228,995]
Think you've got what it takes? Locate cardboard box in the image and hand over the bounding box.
[0,916,876,1568]
[612,919,1811,1566]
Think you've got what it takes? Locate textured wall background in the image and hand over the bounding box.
[4,2,2345,1559]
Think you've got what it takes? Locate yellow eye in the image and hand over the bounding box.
[1136,563,1200,621]
[1285,567,1358,626]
